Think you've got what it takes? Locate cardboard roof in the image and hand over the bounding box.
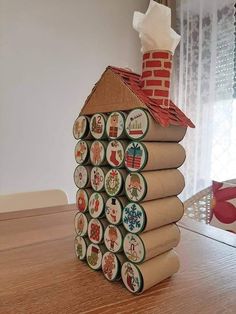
[80,66,194,128]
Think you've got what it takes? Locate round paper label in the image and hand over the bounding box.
[91,167,105,191]
[106,140,125,168]
[125,109,148,140]
[124,142,147,172]
[105,197,123,225]
[74,212,88,236]
[106,111,125,139]
[102,251,120,281]
[104,225,123,253]
[90,114,106,139]
[74,165,89,188]
[89,192,105,218]
[88,218,104,244]
[125,173,146,202]
[121,262,142,293]
[76,189,89,212]
[90,141,106,166]
[105,169,123,197]
[123,233,145,263]
[86,243,103,270]
[122,203,145,233]
[74,235,87,260]
[73,115,89,139]
[75,140,89,164]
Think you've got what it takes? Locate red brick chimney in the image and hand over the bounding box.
[141,50,172,108]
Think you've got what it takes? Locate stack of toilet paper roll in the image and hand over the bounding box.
[73,108,186,293]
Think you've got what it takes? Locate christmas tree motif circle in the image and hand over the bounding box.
[125,109,149,140]
[74,140,90,164]
[91,167,105,191]
[86,243,103,270]
[105,197,123,225]
[73,115,90,140]
[74,212,89,236]
[125,142,147,172]
[76,189,89,212]
[106,140,125,168]
[89,192,105,218]
[122,203,145,233]
[74,235,87,260]
[88,218,104,244]
[106,111,125,139]
[123,233,145,263]
[90,113,106,139]
[104,225,123,253]
[102,252,120,281]
[121,262,142,293]
[125,173,146,202]
[90,141,106,166]
[74,165,90,188]
[105,169,123,197]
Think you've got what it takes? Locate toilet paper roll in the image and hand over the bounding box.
[86,243,107,271]
[91,166,110,192]
[105,169,127,197]
[106,140,128,168]
[73,115,91,140]
[76,188,93,213]
[102,252,127,281]
[88,192,109,218]
[74,165,92,189]
[90,113,107,139]
[104,224,127,253]
[74,140,92,165]
[105,196,129,225]
[87,218,109,244]
[74,235,90,261]
[90,140,108,166]
[106,111,127,139]
[74,212,91,237]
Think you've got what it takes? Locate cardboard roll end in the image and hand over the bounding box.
[76,188,93,213]
[86,243,105,270]
[106,140,126,168]
[74,235,88,261]
[106,111,126,140]
[73,115,90,140]
[124,141,147,172]
[91,166,107,192]
[104,225,124,253]
[125,172,146,202]
[74,212,90,237]
[122,202,146,233]
[105,169,125,197]
[125,108,149,141]
[102,252,122,281]
[88,192,107,218]
[90,140,107,166]
[90,113,107,139]
[105,196,124,225]
[74,165,91,189]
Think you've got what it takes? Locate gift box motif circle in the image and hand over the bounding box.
[73,115,90,140]
[74,235,87,261]
[104,225,123,253]
[125,109,149,140]
[125,141,147,172]
[86,243,103,270]
[106,140,125,168]
[74,212,89,237]
[90,113,107,139]
[106,111,126,139]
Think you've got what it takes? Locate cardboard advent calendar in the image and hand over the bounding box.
[73,1,194,294]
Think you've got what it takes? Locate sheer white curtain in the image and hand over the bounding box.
[173,0,236,200]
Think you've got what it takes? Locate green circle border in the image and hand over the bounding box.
[73,115,90,140]
[104,224,124,253]
[124,108,149,141]
[106,111,126,140]
[106,140,125,169]
[105,169,123,197]
[74,212,89,237]
[74,235,87,261]
[76,188,89,213]
[124,141,148,172]
[90,166,106,192]
[89,113,107,140]
[122,202,147,234]
[124,172,147,202]
[123,233,146,264]
[74,165,90,189]
[90,140,107,166]
[105,196,123,225]
[86,243,103,271]
[121,261,143,293]
[88,192,105,218]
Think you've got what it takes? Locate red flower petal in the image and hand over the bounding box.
[213,201,236,224]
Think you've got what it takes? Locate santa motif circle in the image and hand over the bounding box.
[75,140,89,164]
[121,261,142,293]
[125,109,148,140]
[125,173,146,202]
[89,192,105,218]
[106,140,125,168]
[124,142,147,172]
[74,212,88,236]
[102,251,120,281]
[90,113,106,139]
[88,218,104,244]
[104,225,123,253]
[106,111,125,139]
[73,115,89,140]
[105,197,123,225]
[74,165,90,188]
[74,235,87,260]
[86,243,103,270]
[123,233,145,263]
[91,167,105,191]
[122,203,145,233]
[76,189,89,212]
[105,169,123,197]
[90,141,106,166]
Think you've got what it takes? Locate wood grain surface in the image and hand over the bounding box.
[0,205,235,314]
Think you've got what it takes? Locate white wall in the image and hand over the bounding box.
[0,0,148,203]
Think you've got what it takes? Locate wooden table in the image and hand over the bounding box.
[0,205,236,314]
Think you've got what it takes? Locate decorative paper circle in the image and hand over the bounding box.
[74,140,89,164]
[88,218,104,244]
[89,192,105,218]
[105,197,123,225]
[86,243,103,270]
[124,142,147,172]
[74,212,88,236]
[73,115,89,140]
[76,189,89,212]
[74,235,87,260]
[91,167,105,191]
[106,111,125,139]
[121,262,142,293]
[102,252,120,281]
[106,140,125,168]
[123,233,145,263]
[104,225,123,253]
[125,173,146,202]
[122,203,145,233]
[74,165,90,188]
[125,109,148,140]
[90,141,106,166]
[105,169,123,197]
[90,113,106,139]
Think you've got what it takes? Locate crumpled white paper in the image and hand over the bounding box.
[133,0,181,54]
